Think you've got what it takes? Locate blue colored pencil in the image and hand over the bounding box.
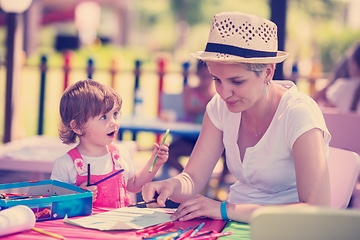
[89,169,124,186]
[190,222,205,237]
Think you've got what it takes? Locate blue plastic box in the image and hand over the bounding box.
[0,180,92,221]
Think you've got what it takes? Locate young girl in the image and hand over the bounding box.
[51,79,169,208]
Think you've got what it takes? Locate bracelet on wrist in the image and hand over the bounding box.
[220,201,229,221]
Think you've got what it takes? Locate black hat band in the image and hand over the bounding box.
[205,42,277,58]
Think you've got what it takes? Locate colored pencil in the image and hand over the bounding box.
[143,229,181,239]
[136,221,175,234]
[190,222,205,237]
[144,229,182,240]
[87,163,91,186]
[149,128,170,173]
[128,199,158,207]
[191,230,214,238]
[175,227,192,240]
[144,221,175,235]
[192,231,232,239]
[89,169,124,186]
[157,231,182,240]
[31,227,66,240]
[129,192,160,207]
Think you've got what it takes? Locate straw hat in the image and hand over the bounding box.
[191,11,289,64]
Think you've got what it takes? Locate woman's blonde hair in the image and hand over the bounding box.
[243,63,275,78]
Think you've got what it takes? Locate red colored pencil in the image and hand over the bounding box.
[136,221,175,234]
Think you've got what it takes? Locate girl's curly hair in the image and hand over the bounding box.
[59,79,122,144]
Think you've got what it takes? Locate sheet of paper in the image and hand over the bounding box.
[64,207,174,231]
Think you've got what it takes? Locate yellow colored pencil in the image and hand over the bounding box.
[31,227,66,240]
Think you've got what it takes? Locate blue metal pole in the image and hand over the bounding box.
[4,13,17,143]
[87,58,94,79]
[38,55,47,135]
[182,62,190,86]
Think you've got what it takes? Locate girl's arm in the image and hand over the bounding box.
[126,142,169,193]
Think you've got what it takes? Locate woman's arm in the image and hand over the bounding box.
[180,112,225,197]
[172,128,331,223]
[292,128,331,206]
[142,112,224,204]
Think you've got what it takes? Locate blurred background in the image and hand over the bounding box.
[1,0,360,201]
[1,0,360,141]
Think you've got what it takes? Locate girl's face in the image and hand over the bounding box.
[207,62,267,113]
[80,106,120,147]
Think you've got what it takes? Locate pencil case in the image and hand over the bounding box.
[0,179,92,221]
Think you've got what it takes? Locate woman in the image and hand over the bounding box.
[142,11,331,223]
[326,41,360,113]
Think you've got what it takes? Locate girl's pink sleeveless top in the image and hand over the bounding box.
[67,145,133,208]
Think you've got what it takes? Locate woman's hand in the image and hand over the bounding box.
[170,194,222,221]
[79,182,98,203]
[151,142,170,167]
[142,178,179,207]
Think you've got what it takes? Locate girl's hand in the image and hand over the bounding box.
[170,194,222,221]
[79,182,98,203]
[152,142,169,167]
